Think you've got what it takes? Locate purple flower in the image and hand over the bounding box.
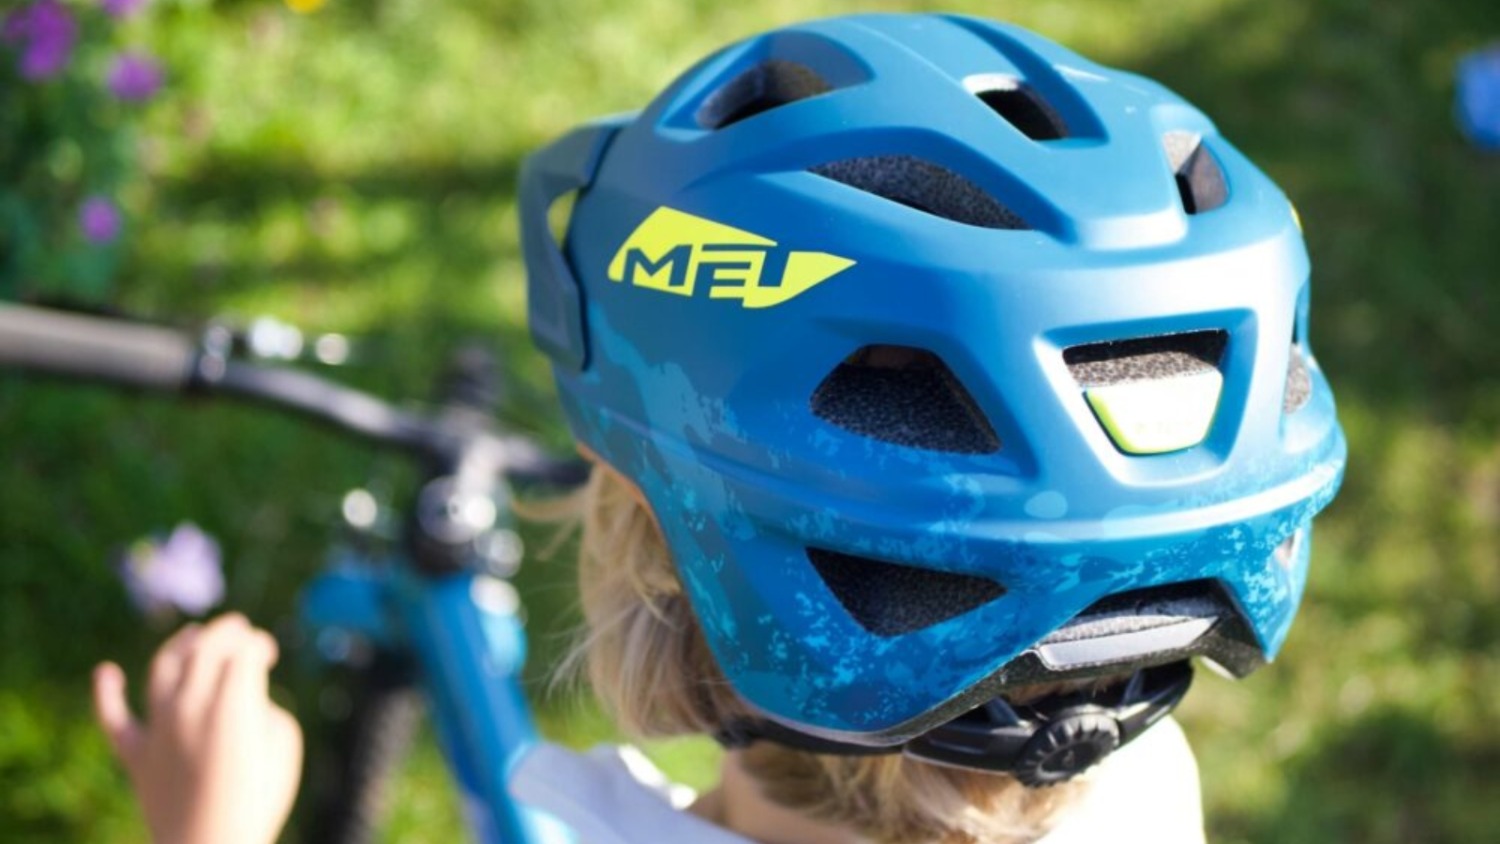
[2,0,77,81]
[101,0,149,20]
[118,523,226,619]
[106,52,163,102]
[78,195,122,244]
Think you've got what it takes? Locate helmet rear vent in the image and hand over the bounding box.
[965,74,1068,141]
[810,156,1029,230]
[1066,331,1227,455]
[808,548,1006,637]
[811,345,1001,454]
[1064,330,1227,388]
[1284,343,1311,413]
[1163,131,1228,214]
[696,60,833,129]
[1273,530,1302,567]
[1071,578,1229,621]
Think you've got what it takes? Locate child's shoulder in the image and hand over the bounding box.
[1041,717,1204,844]
[510,743,751,844]
[511,718,1203,844]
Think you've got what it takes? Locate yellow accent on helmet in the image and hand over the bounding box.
[607,207,853,308]
[1085,369,1223,455]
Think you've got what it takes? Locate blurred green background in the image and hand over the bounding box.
[2,0,1498,842]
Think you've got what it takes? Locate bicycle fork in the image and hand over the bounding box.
[303,563,575,844]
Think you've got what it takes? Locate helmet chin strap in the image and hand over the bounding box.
[714,661,1193,787]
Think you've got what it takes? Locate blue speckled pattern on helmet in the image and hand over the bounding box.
[520,13,1346,744]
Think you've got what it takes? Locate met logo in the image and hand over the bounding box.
[606,207,855,309]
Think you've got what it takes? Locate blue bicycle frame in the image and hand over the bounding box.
[303,554,577,844]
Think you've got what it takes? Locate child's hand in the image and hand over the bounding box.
[92,613,304,844]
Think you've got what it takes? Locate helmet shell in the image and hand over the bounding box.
[523,13,1346,743]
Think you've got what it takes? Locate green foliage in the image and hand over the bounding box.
[0,1,157,302]
[0,0,1497,842]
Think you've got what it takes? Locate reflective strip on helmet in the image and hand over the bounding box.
[1084,369,1222,455]
[1035,617,1216,670]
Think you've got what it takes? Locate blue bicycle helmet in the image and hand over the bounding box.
[520,13,1345,784]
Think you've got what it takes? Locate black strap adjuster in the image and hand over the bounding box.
[714,661,1194,787]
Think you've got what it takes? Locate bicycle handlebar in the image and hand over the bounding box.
[0,303,197,390]
[0,303,587,487]
[213,361,436,453]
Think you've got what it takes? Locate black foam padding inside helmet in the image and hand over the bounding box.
[1063,330,1227,388]
[972,80,1069,141]
[1284,343,1312,413]
[696,60,833,129]
[810,156,1029,230]
[811,345,1001,454]
[1040,579,1228,644]
[808,548,1006,637]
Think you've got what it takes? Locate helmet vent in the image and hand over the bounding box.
[1273,530,1302,567]
[966,74,1069,141]
[1284,343,1312,413]
[696,60,833,129]
[546,189,578,250]
[1064,330,1227,388]
[811,345,1001,454]
[1069,578,1231,621]
[810,156,1029,229]
[1162,132,1228,214]
[808,548,1006,637]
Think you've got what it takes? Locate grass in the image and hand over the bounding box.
[2,0,1498,841]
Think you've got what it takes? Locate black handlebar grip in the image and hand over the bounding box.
[0,304,197,391]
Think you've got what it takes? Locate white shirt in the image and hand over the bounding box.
[510,717,1204,844]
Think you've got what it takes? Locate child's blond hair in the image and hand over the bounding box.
[537,465,1087,844]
